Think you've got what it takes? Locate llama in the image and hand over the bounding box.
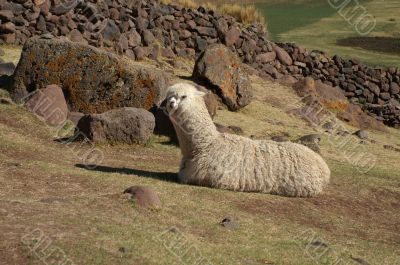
[165,83,330,197]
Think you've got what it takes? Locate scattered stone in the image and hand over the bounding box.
[76,107,155,144]
[322,121,335,133]
[24,84,69,127]
[193,44,253,111]
[383,145,400,152]
[295,134,321,153]
[353,129,368,139]
[310,240,328,248]
[220,217,238,229]
[271,135,288,142]
[0,62,16,76]
[350,256,370,265]
[123,186,161,209]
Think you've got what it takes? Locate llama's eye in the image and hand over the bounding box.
[181,95,187,100]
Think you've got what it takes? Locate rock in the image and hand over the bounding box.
[51,1,79,15]
[220,217,238,229]
[0,62,16,76]
[295,134,321,153]
[214,123,243,135]
[0,98,13,105]
[255,52,276,63]
[123,186,161,209]
[77,107,155,144]
[133,46,146,60]
[272,44,292,65]
[380,92,391,100]
[68,29,87,45]
[353,129,368,139]
[224,27,240,46]
[12,38,169,113]
[193,44,253,111]
[0,10,14,22]
[0,22,16,33]
[102,20,121,43]
[0,48,4,56]
[322,121,335,133]
[24,84,69,127]
[271,135,288,142]
[195,26,218,38]
[142,30,155,46]
[390,83,400,95]
[67,112,84,126]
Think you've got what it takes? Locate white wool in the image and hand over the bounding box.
[165,83,330,197]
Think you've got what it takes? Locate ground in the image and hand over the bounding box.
[1,46,400,265]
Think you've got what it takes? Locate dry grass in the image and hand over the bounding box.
[160,0,266,25]
[1,46,400,265]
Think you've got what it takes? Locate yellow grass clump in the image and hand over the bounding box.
[160,0,266,26]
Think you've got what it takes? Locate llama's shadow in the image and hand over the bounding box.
[75,164,179,182]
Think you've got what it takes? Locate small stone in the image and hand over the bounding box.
[224,27,240,46]
[295,134,321,153]
[123,186,161,209]
[220,217,238,229]
[353,130,368,139]
[0,63,16,76]
[142,30,155,46]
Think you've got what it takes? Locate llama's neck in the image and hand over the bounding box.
[171,100,219,159]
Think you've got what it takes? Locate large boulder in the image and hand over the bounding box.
[76,107,155,144]
[12,37,169,114]
[192,44,253,111]
[24,84,68,127]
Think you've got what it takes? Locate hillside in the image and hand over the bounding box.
[1,44,400,264]
[1,0,400,264]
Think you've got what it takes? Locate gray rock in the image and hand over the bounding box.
[77,107,155,144]
[12,38,169,113]
[295,134,321,153]
[142,30,155,46]
[353,130,368,139]
[0,62,16,76]
[220,217,238,229]
[51,1,79,15]
[124,186,161,209]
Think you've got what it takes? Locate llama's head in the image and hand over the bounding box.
[165,83,206,114]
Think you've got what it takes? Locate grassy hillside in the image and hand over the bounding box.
[259,0,400,68]
[1,46,400,265]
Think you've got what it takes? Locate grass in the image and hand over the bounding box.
[161,0,266,25]
[1,45,400,264]
[271,0,400,68]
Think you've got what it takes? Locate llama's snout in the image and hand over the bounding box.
[166,96,179,113]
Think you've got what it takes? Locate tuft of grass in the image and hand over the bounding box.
[219,4,266,25]
[160,0,266,26]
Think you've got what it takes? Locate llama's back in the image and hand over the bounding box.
[256,140,330,197]
[179,133,330,197]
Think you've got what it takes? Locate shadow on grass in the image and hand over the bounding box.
[75,164,179,182]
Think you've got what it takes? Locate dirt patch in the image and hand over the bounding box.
[337,37,400,55]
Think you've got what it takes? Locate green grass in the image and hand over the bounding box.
[264,0,400,68]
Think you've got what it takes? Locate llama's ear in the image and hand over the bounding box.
[193,84,207,97]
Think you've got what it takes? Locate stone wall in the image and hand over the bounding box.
[0,0,399,127]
